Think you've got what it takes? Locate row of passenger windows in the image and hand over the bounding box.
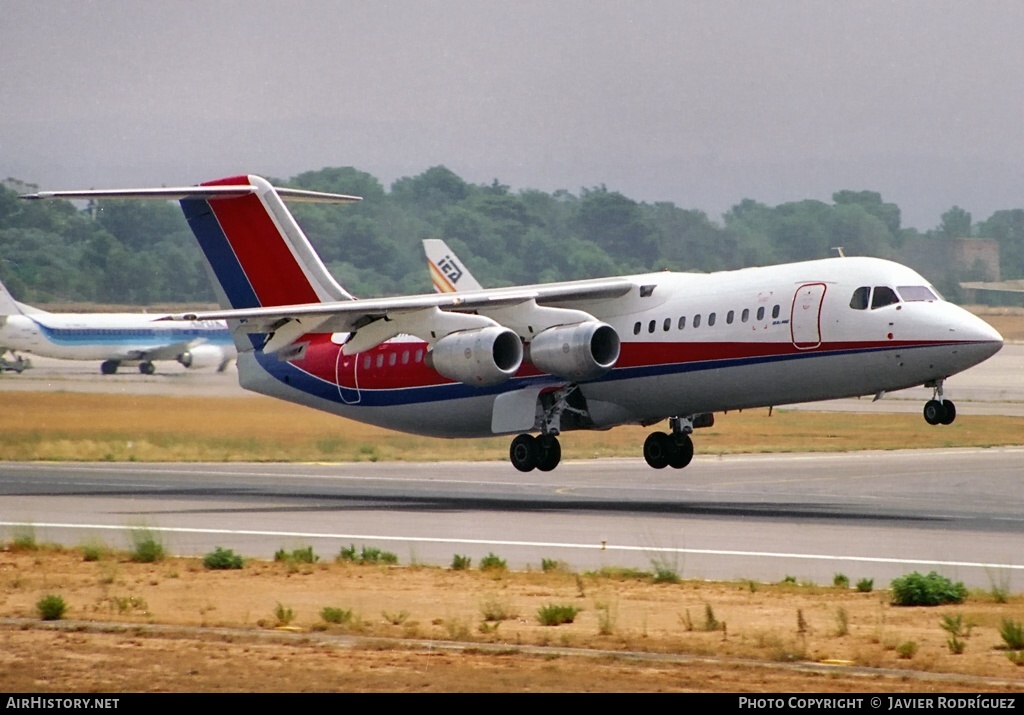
[362,347,425,370]
[632,304,782,335]
[849,285,938,310]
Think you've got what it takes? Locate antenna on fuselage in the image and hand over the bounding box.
[831,246,846,258]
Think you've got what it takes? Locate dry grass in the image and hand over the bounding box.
[0,548,1022,692]
[0,392,1022,463]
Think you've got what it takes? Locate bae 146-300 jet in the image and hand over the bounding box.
[0,275,235,375]
[22,176,1003,471]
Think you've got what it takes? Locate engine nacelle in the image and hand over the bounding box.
[427,326,523,386]
[178,344,226,370]
[528,321,620,382]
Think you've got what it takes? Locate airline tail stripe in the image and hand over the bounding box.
[428,262,457,293]
[206,192,322,308]
[181,198,262,310]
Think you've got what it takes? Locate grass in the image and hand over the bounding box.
[537,604,580,626]
[275,546,318,564]
[128,528,165,563]
[202,547,244,570]
[890,571,967,606]
[36,594,67,621]
[320,606,353,625]
[3,392,1024,463]
[479,553,507,572]
[338,545,398,565]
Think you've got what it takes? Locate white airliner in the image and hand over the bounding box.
[22,176,1003,470]
[0,276,235,374]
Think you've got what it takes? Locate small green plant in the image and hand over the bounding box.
[541,558,568,573]
[855,577,874,593]
[796,608,808,635]
[382,610,409,625]
[833,573,850,589]
[940,613,973,654]
[36,594,67,621]
[834,606,849,637]
[202,546,243,570]
[537,603,580,626]
[652,564,680,584]
[889,571,967,606]
[999,618,1024,651]
[988,574,1011,604]
[12,527,37,552]
[480,595,515,622]
[273,602,296,627]
[450,554,471,570]
[128,528,165,563]
[337,545,396,565]
[479,552,507,572]
[80,540,108,562]
[596,601,617,636]
[781,575,797,584]
[896,640,918,659]
[320,606,353,624]
[703,603,721,631]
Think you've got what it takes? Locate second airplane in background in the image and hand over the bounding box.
[0,276,235,374]
[23,176,1003,471]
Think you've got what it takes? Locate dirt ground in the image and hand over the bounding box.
[1,547,1022,692]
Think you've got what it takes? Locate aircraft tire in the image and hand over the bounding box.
[643,432,671,469]
[940,400,957,425]
[536,436,561,472]
[923,399,945,426]
[100,360,119,375]
[139,361,156,375]
[510,434,539,472]
[668,434,694,469]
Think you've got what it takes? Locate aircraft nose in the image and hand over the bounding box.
[957,312,1003,359]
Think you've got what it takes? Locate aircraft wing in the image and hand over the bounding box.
[118,339,201,362]
[162,279,634,356]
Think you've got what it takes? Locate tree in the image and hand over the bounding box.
[937,206,972,239]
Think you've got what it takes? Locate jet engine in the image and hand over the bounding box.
[528,321,620,382]
[177,344,226,370]
[426,326,523,386]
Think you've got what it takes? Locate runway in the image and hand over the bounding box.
[2,449,1023,589]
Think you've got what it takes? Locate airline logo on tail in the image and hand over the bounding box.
[424,238,482,293]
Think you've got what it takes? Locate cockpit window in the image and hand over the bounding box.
[897,285,939,302]
[871,286,900,309]
[849,286,870,310]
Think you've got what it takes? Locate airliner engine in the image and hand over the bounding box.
[528,321,620,382]
[427,326,523,386]
[177,344,226,370]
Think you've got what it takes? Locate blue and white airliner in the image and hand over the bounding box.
[0,276,235,374]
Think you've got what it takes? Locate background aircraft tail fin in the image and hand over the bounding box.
[0,275,24,317]
[423,238,483,293]
[180,175,358,310]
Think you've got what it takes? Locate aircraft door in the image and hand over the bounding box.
[790,283,826,350]
[336,346,361,404]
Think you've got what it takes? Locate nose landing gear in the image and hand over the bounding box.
[923,380,956,425]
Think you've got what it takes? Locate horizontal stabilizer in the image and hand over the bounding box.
[20,186,361,204]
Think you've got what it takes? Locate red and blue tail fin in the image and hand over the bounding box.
[180,175,355,310]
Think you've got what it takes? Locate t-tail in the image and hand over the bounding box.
[0,275,23,317]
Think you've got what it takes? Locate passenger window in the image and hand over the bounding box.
[633,321,641,335]
[678,316,686,330]
[389,352,397,367]
[363,355,371,370]
[741,308,749,323]
[648,320,656,334]
[376,354,384,368]
[693,314,701,328]
[416,349,424,362]
[402,350,410,364]
[708,312,716,327]
[772,305,780,319]
[756,307,765,321]
[849,286,870,310]
[663,318,671,332]
[871,286,900,309]
[726,310,734,324]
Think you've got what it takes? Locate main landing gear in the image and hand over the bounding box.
[510,433,561,472]
[923,379,956,426]
[643,415,703,469]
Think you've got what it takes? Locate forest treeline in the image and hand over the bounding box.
[2,165,1023,306]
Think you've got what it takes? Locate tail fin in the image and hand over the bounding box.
[423,238,483,293]
[181,175,355,309]
[0,275,24,316]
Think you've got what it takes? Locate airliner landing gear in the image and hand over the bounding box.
[643,415,708,469]
[509,433,561,473]
[923,380,956,426]
[139,361,156,375]
[100,360,119,375]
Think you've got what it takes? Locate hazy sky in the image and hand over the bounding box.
[2,1,1022,229]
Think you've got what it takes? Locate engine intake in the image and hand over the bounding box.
[427,326,523,386]
[177,344,226,370]
[528,321,620,381]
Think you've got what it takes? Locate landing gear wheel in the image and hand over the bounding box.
[643,431,671,469]
[668,433,694,469]
[536,436,561,472]
[139,361,155,375]
[100,360,119,375]
[923,399,945,426]
[510,433,539,473]
[939,400,956,425]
